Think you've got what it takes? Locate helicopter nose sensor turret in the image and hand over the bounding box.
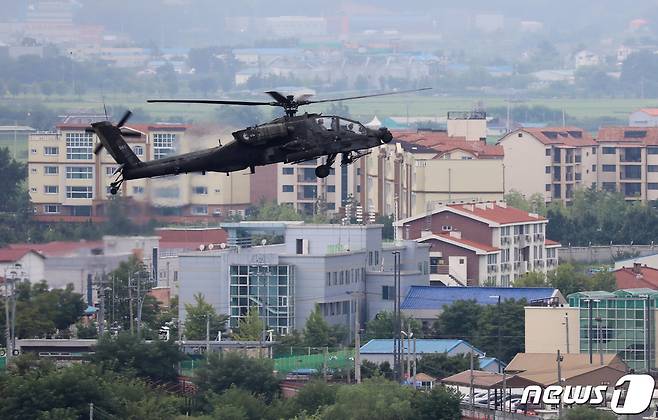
[378,127,393,144]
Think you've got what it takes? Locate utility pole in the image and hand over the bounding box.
[564,313,570,353]
[136,272,142,339]
[206,315,210,355]
[128,275,134,334]
[4,276,11,363]
[89,402,94,420]
[595,316,603,366]
[557,350,564,417]
[412,335,417,387]
[354,297,361,384]
[588,299,593,364]
[392,251,401,382]
[469,351,475,407]
[97,273,106,336]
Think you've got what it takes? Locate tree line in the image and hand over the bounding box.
[506,188,658,246]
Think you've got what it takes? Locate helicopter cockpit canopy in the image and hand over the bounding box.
[315,116,367,135]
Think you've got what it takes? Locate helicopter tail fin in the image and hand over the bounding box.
[90,121,142,168]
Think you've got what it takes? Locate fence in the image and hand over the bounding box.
[273,348,354,374]
[560,244,657,264]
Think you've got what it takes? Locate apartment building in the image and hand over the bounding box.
[595,126,658,201]
[28,123,253,223]
[498,127,598,202]
[277,112,505,219]
[394,201,560,286]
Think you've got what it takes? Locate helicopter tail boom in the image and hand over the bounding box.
[91,121,142,169]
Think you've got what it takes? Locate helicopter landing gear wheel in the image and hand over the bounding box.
[315,165,331,178]
[110,187,118,195]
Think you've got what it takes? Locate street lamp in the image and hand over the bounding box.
[346,290,364,383]
[401,329,414,384]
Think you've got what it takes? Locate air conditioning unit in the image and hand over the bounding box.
[212,209,222,216]
[501,237,510,245]
[513,236,519,244]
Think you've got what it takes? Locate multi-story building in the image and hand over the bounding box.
[177,222,430,335]
[28,122,254,223]
[498,127,598,202]
[595,126,658,201]
[277,112,505,219]
[525,289,658,372]
[394,201,560,286]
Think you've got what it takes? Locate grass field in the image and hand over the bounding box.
[3,93,658,122]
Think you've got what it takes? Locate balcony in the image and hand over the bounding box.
[297,174,317,183]
[575,155,582,163]
[297,192,317,201]
[547,258,557,267]
[487,265,498,274]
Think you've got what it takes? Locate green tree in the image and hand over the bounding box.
[102,256,161,334]
[475,299,526,363]
[411,386,462,420]
[547,263,590,297]
[233,305,265,341]
[513,271,548,287]
[415,353,477,379]
[320,377,415,419]
[364,311,422,340]
[207,387,268,420]
[589,270,616,291]
[194,352,280,402]
[433,300,483,339]
[304,304,330,347]
[294,380,338,415]
[90,332,185,383]
[0,364,183,420]
[184,293,228,341]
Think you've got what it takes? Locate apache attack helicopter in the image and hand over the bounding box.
[92,88,429,195]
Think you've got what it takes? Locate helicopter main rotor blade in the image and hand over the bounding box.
[301,87,432,105]
[264,91,291,104]
[117,110,132,128]
[147,99,273,106]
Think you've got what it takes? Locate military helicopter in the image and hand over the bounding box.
[92,88,429,195]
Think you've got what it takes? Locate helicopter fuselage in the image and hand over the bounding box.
[121,113,392,180]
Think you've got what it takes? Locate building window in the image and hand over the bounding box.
[545,166,550,174]
[592,147,597,154]
[66,166,93,179]
[65,132,93,160]
[327,185,336,192]
[132,186,144,194]
[649,183,658,190]
[442,225,452,231]
[193,186,208,195]
[602,147,616,154]
[649,165,658,172]
[66,186,93,199]
[648,147,658,155]
[44,166,58,175]
[592,164,596,172]
[154,186,179,198]
[282,167,294,175]
[44,185,58,194]
[326,272,331,286]
[44,204,59,214]
[327,203,336,210]
[374,251,379,265]
[602,182,616,192]
[106,166,117,176]
[602,164,616,172]
[382,285,395,300]
[545,148,551,156]
[191,205,208,215]
[282,185,294,192]
[133,145,144,156]
[44,146,59,156]
[153,133,176,159]
[545,184,551,192]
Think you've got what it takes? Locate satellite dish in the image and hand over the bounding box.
[261,238,267,246]
[220,243,227,249]
[199,244,205,251]
[208,243,215,250]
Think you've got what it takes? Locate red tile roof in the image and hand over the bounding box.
[0,248,44,262]
[596,127,658,145]
[637,108,658,117]
[545,239,561,247]
[447,202,546,225]
[517,127,597,147]
[615,265,658,290]
[392,131,504,158]
[7,241,102,257]
[419,233,499,253]
[156,228,227,246]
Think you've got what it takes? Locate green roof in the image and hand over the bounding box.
[614,288,658,298]
[567,291,616,299]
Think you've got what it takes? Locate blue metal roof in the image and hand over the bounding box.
[479,357,506,369]
[360,339,483,355]
[401,286,558,310]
